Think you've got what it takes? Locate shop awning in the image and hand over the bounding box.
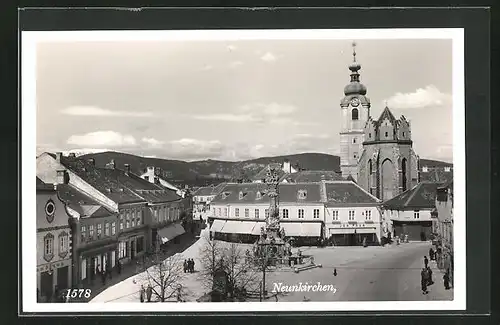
[328,227,377,235]
[210,219,226,232]
[219,220,255,234]
[281,223,303,237]
[158,224,181,244]
[251,222,266,235]
[301,223,322,237]
[354,227,377,234]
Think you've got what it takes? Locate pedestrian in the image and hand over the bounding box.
[183,259,188,273]
[101,268,106,285]
[117,260,122,275]
[146,284,153,302]
[427,266,434,285]
[191,259,196,272]
[429,247,435,261]
[443,270,451,290]
[421,268,428,294]
[424,256,429,268]
[140,285,145,302]
[333,268,337,276]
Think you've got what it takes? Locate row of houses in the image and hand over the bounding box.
[35,152,193,302]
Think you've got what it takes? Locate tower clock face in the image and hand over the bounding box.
[351,98,360,107]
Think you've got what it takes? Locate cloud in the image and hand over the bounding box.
[260,52,277,62]
[229,61,243,68]
[192,113,259,123]
[60,106,154,117]
[201,64,213,71]
[66,131,137,147]
[142,137,164,147]
[385,85,452,110]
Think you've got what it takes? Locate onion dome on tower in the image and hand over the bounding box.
[343,41,367,96]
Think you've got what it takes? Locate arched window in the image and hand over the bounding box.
[401,158,407,192]
[351,108,359,120]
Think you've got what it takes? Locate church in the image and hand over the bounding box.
[338,42,419,202]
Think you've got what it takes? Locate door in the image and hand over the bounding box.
[40,271,53,299]
[111,250,116,268]
[57,266,69,289]
[130,240,136,259]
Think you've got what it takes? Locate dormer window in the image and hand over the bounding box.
[238,191,247,200]
[222,192,230,199]
[422,167,429,172]
[297,189,307,200]
[256,191,262,200]
[444,167,451,172]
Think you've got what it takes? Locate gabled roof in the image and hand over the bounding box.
[382,182,444,210]
[420,168,454,183]
[36,177,54,191]
[323,181,380,207]
[56,184,113,218]
[376,106,397,126]
[281,170,343,183]
[193,183,227,197]
[59,156,181,204]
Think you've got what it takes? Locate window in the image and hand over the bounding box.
[119,215,124,230]
[97,223,102,237]
[235,208,240,217]
[136,237,144,253]
[255,209,260,219]
[265,209,269,218]
[353,138,357,144]
[297,190,307,200]
[414,210,420,219]
[354,153,357,159]
[89,225,94,238]
[332,210,339,221]
[385,131,388,137]
[111,222,116,235]
[314,209,320,219]
[224,208,228,217]
[118,241,127,259]
[352,108,359,120]
[365,210,372,220]
[282,209,289,219]
[58,232,69,257]
[166,207,170,221]
[144,176,149,181]
[298,209,304,219]
[126,212,130,228]
[402,132,405,137]
[218,208,222,216]
[245,208,249,218]
[131,211,136,227]
[105,222,110,236]
[348,210,355,221]
[368,133,371,138]
[43,233,54,261]
[81,259,87,280]
[81,225,86,241]
[213,208,216,215]
[256,192,262,200]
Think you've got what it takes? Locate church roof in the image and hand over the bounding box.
[281,170,343,183]
[382,182,445,210]
[376,106,398,125]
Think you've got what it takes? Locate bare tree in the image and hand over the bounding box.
[223,243,260,300]
[138,253,185,302]
[198,237,226,291]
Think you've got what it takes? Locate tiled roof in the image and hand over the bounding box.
[193,183,227,197]
[36,177,53,191]
[252,164,285,181]
[210,181,377,206]
[323,181,380,207]
[281,170,343,183]
[60,156,181,204]
[382,182,444,210]
[420,169,453,183]
[57,184,113,218]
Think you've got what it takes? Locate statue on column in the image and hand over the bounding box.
[264,164,281,234]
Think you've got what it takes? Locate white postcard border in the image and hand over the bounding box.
[22,28,465,313]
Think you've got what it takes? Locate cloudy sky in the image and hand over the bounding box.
[35,38,453,162]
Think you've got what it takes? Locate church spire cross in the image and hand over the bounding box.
[352,41,357,62]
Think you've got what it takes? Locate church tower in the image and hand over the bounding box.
[339,42,371,181]
[357,105,420,201]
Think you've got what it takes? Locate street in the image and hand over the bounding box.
[266,243,453,302]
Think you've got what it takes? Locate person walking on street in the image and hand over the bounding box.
[117,260,122,275]
[427,266,434,285]
[443,269,451,290]
[421,268,429,294]
[424,256,429,268]
[183,259,188,273]
[140,285,145,302]
[429,248,435,261]
[146,284,153,302]
[191,259,196,273]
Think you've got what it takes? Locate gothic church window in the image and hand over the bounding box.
[353,138,357,144]
[385,131,389,137]
[351,108,359,120]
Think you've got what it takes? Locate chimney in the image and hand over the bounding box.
[56,170,68,184]
[124,164,131,175]
[68,153,76,158]
[56,152,63,163]
[283,159,291,174]
[88,158,95,166]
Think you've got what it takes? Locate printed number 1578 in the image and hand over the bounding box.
[65,288,92,299]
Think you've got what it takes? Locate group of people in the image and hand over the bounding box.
[184,258,196,273]
[421,247,452,294]
[139,284,153,302]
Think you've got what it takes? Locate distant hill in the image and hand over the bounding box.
[78,151,451,187]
